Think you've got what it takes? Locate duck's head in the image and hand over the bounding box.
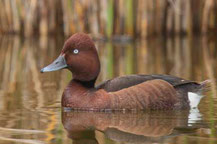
[41,33,100,82]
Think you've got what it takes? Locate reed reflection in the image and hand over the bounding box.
[0,36,67,144]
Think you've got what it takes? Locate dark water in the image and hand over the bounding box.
[0,35,217,144]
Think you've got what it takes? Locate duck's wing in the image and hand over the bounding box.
[96,74,200,92]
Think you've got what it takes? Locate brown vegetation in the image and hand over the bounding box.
[0,0,217,38]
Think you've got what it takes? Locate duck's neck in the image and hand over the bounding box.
[62,77,112,108]
[73,78,97,88]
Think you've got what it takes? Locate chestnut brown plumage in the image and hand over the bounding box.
[41,33,208,110]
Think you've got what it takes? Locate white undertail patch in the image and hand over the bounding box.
[188,92,203,109]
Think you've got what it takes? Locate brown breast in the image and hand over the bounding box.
[108,79,178,110]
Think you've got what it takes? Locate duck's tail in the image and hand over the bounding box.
[188,79,212,109]
[199,79,212,92]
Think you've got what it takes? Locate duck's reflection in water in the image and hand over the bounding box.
[62,109,204,144]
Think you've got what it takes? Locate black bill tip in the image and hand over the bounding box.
[40,68,44,73]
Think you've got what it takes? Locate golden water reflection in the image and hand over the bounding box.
[0,35,216,144]
[62,110,205,144]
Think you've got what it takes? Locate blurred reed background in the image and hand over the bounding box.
[0,0,217,38]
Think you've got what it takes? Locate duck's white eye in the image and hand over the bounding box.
[73,49,79,54]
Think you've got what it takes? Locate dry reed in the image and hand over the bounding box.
[0,0,217,38]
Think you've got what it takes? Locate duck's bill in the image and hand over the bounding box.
[40,55,67,73]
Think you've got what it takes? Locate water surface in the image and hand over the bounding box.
[0,35,216,144]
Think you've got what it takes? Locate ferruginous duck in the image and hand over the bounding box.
[41,33,208,110]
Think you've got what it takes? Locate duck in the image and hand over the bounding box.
[40,33,209,111]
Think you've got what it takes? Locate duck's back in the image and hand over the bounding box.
[96,74,205,110]
[96,74,201,92]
